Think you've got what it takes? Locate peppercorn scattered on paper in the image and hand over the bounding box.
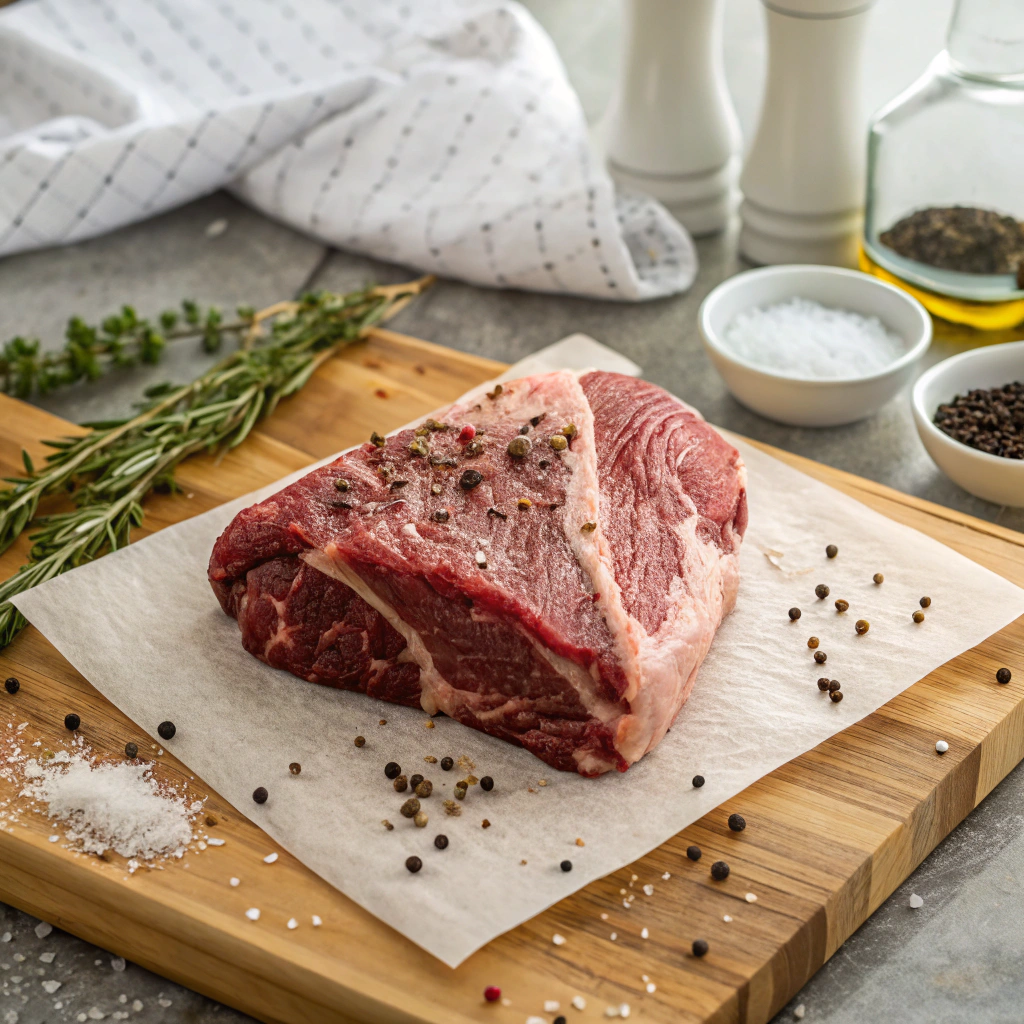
[14,336,1024,967]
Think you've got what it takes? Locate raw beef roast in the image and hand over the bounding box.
[209,371,747,775]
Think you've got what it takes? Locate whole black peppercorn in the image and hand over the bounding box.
[710,860,730,881]
[817,677,830,691]
[415,779,433,798]
[692,938,709,958]
[434,834,449,850]
[253,787,268,804]
[686,844,702,861]
[432,509,450,523]
[4,677,19,695]
[64,713,80,731]
[997,667,1012,684]
[480,775,494,792]
[400,798,421,818]
[788,607,801,621]
[440,757,454,771]
[157,720,176,740]
[460,469,483,490]
[826,544,838,559]
[830,690,844,703]
[920,596,932,608]
[507,436,532,458]
[728,813,746,832]
[385,761,401,780]
[692,774,705,788]
[554,1017,567,1024]
[814,650,827,664]
[406,855,422,873]
[815,584,830,600]
[560,860,573,872]
[827,680,839,693]
[410,773,424,790]
[124,741,138,759]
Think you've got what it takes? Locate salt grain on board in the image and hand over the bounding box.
[544,1000,560,1012]
[33,922,52,939]
[263,852,278,864]
[572,996,586,1010]
[909,893,924,909]
[552,933,566,946]
[245,908,260,921]
[311,915,322,927]
[230,877,240,887]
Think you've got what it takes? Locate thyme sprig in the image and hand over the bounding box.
[0,276,432,649]
[0,299,253,399]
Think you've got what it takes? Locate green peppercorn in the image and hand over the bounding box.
[548,434,568,451]
[370,431,386,448]
[873,573,884,584]
[409,437,429,457]
[393,775,408,792]
[415,779,433,798]
[835,599,849,613]
[788,607,801,621]
[826,544,838,559]
[808,637,819,649]
[334,478,350,492]
[855,619,870,635]
[414,811,428,828]
[507,436,532,458]
[400,798,420,818]
[561,423,578,439]
[815,584,829,599]
[913,610,925,623]
[920,596,931,608]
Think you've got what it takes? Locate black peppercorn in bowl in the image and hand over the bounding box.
[912,340,1024,506]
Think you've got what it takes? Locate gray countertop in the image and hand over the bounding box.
[3,1,1023,1022]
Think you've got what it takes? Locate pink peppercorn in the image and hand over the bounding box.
[459,424,476,443]
[484,986,501,1002]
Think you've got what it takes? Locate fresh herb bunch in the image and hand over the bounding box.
[0,277,432,649]
[0,300,253,399]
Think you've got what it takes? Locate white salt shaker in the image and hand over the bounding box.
[604,0,740,236]
[739,0,876,267]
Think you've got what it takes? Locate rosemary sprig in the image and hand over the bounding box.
[0,277,432,649]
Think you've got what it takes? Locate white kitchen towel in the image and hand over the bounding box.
[13,337,1024,967]
[0,0,696,300]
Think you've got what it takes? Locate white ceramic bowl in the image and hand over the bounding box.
[698,265,932,427]
[912,340,1024,507]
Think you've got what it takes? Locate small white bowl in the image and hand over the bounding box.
[698,265,932,427]
[912,340,1024,507]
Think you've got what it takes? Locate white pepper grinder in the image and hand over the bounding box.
[739,0,876,267]
[604,0,740,236]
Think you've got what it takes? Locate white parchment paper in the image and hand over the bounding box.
[14,337,1024,967]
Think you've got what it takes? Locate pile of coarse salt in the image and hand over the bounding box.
[2,721,204,867]
[21,753,200,861]
[722,296,905,380]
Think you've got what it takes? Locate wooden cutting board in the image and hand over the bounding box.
[2,328,1023,1024]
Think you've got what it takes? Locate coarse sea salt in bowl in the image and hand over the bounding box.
[912,339,1024,507]
[699,265,932,427]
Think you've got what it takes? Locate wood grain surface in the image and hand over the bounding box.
[1,328,1023,1024]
